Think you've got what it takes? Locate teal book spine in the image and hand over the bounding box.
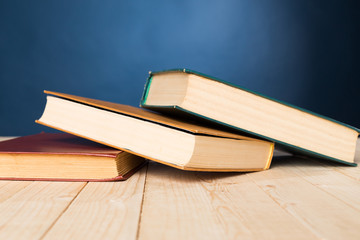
[141,68,359,166]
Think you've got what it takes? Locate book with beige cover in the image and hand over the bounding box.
[36,91,274,172]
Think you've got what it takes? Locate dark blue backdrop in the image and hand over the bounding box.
[1,0,359,135]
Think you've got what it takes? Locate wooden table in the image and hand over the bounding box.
[1,137,360,240]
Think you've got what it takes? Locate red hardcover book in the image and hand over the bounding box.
[0,133,146,181]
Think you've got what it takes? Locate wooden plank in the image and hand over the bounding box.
[138,162,317,240]
[287,158,360,211]
[250,157,360,240]
[308,158,360,181]
[331,165,360,181]
[0,181,85,240]
[42,165,147,240]
[311,140,360,181]
[0,181,32,203]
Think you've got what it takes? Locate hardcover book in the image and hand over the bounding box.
[140,69,360,166]
[36,91,274,172]
[0,132,146,181]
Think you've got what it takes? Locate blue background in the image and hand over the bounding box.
[1,0,359,135]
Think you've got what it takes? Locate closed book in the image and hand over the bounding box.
[0,132,146,181]
[140,69,360,166]
[36,91,274,172]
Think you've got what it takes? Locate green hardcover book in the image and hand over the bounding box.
[141,69,360,166]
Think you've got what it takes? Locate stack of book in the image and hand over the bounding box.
[1,69,359,181]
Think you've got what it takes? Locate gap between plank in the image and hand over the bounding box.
[135,163,149,240]
[39,182,88,240]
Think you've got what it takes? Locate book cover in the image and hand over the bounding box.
[141,68,360,166]
[0,132,146,181]
[36,91,274,172]
[40,90,264,141]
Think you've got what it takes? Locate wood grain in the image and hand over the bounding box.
[313,141,360,181]
[250,158,360,240]
[288,158,360,211]
[0,181,85,240]
[330,164,360,181]
[0,181,32,203]
[1,136,360,239]
[138,162,317,240]
[42,165,147,240]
